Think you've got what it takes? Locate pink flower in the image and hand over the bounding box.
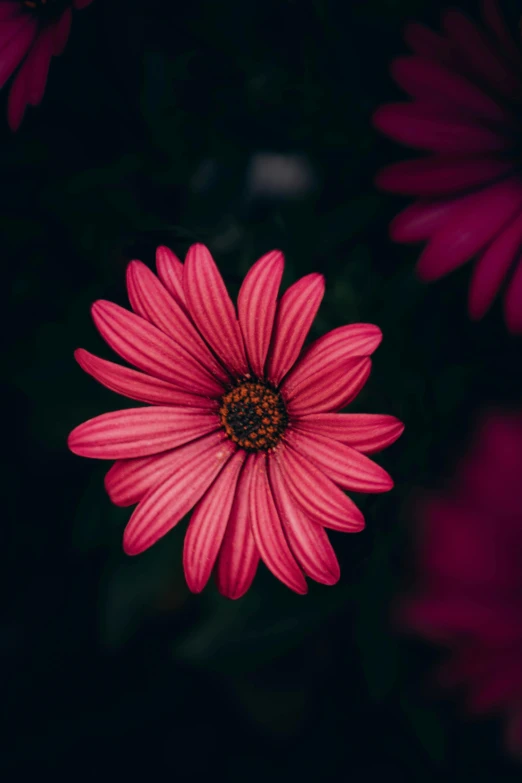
[0,0,93,131]
[373,0,522,333]
[68,244,404,598]
[401,410,522,755]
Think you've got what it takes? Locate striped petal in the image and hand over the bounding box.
[126,260,230,385]
[74,349,218,408]
[155,245,186,308]
[216,457,260,599]
[275,445,365,532]
[468,211,522,320]
[91,300,224,397]
[282,324,381,399]
[293,413,404,454]
[249,452,307,594]
[504,256,522,334]
[123,435,236,555]
[269,457,340,585]
[286,428,394,493]
[417,178,522,281]
[183,450,246,593]
[68,407,220,459]
[105,431,229,507]
[266,273,325,385]
[184,244,248,378]
[238,249,284,377]
[285,357,372,415]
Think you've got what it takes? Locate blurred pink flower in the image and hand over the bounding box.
[68,244,403,597]
[402,410,522,755]
[0,0,93,131]
[374,0,522,333]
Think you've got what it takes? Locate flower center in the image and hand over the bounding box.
[22,0,69,18]
[219,381,288,451]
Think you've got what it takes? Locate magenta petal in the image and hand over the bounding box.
[269,457,340,585]
[504,256,522,334]
[91,300,224,397]
[126,260,230,385]
[373,103,511,154]
[376,156,514,197]
[183,450,246,593]
[286,428,393,493]
[123,436,236,555]
[417,178,522,281]
[468,211,522,320]
[282,323,381,399]
[68,406,220,459]
[184,244,249,378]
[105,431,229,507]
[238,249,284,377]
[275,445,365,532]
[0,4,24,22]
[26,24,53,106]
[74,349,218,408]
[0,17,37,91]
[293,413,404,454]
[249,452,307,594]
[390,197,462,243]
[53,8,72,55]
[266,273,325,386]
[285,357,371,415]
[403,22,456,67]
[216,457,260,599]
[482,0,522,71]
[155,245,186,308]
[73,0,94,9]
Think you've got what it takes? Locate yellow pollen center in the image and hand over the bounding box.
[219,381,288,451]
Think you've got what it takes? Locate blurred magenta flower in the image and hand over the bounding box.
[374,0,522,333]
[402,410,522,755]
[0,0,93,131]
[68,244,403,597]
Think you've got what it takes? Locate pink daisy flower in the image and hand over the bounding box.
[0,0,93,131]
[68,244,404,598]
[373,0,522,333]
[401,411,522,756]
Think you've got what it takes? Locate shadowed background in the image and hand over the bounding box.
[3,0,522,779]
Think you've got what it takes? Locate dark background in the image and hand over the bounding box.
[3,0,522,779]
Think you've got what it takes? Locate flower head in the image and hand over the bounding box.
[68,244,403,598]
[0,0,93,131]
[374,0,522,333]
[401,410,522,755]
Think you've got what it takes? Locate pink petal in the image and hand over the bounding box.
[403,22,456,67]
[481,0,522,71]
[282,323,381,399]
[68,406,220,459]
[73,0,94,9]
[126,260,230,386]
[373,103,512,154]
[266,273,325,386]
[74,348,219,408]
[293,413,404,454]
[504,255,522,334]
[155,245,186,309]
[0,17,37,91]
[52,8,72,56]
[105,431,229,507]
[390,56,514,124]
[269,457,340,585]
[91,300,224,397]
[468,210,522,320]
[123,435,236,555]
[183,244,248,378]
[215,457,260,599]
[442,10,521,101]
[0,3,24,22]
[249,452,307,594]
[417,177,522,281]
[285,357,372,415]
[183,450,246,593]
[274,445,365,532]
[26,23,53,106]
[286,428,393,493]
[376,156,514,197]
[390,197,463,243]
[237,249,284,378]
